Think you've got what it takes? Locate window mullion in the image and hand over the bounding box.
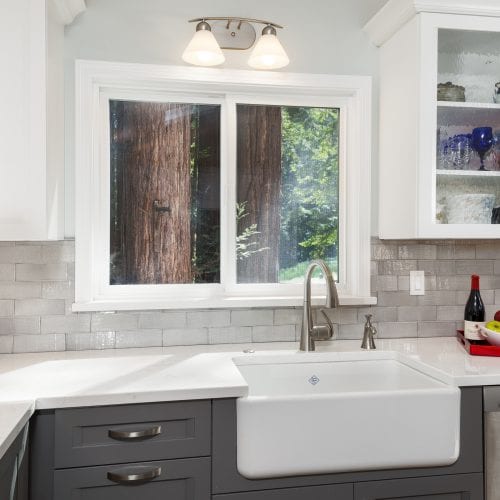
[220,96,238,293]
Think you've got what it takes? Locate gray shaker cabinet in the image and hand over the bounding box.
[213,483,353,500]
[354,473,484,500]
[29,388,484,500]
[0,425,28,500]
[30,400,211,500]
[0,435,18,500]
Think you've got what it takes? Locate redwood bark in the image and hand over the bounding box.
[111,101,192,284]
[191,105,221,283]
[237,105,282,283]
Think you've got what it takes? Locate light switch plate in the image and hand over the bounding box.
[410,270,425,295]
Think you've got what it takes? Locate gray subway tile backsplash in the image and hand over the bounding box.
[115,330,162,349]
[138,312,186,330]
[231,309,274,327]
[0,264,15,281]
[41,314,91,334]
[91,312,139,332]
[0,317,40,335]
[252,325,296,343]
[162,328,209,346]
[0,245,42,264]
[15,298,66,316]
[0,238,499,353]
[0,282,42,299]
[66,331,116,351]
[208,326,252,344]
[0,335,13,353]
[16,263,67,282]
[187,310,231,328]
[0,300,14,317]
[13,333,65,353]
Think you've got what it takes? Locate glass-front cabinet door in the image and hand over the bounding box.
[435,27,500,229]
[370,2,500,239]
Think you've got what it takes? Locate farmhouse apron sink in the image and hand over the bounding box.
[234,352,460,478]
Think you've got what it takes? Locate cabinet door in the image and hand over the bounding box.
[354,473,483,500]
[0,447,17,500]
[213,483,353,500]
[53,457,210,500]
[15,425,29,500]
[0,431,24,500]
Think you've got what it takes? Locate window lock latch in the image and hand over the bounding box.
[153,200,170,213]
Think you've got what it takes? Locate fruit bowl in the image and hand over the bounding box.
[479,325,500,346]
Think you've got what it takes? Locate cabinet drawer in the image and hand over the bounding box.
[53,456,210,500]
[54,400,211,468]
[354,473,484,500]
[213,483,353,500]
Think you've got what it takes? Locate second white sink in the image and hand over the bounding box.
[234,352,460,478]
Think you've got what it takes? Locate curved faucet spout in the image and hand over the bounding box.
[300,259,339,352]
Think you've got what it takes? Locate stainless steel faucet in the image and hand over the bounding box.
[299,259,339,352]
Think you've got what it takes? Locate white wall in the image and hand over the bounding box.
[64,0,387,237]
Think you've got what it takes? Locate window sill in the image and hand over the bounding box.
[72,295,377,312]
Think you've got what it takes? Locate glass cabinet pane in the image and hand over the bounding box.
[436,28,500,225]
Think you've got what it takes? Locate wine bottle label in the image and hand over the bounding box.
[464,320,486,340]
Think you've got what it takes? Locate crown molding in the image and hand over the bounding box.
[364,0,500,47]
[51,0,86,25]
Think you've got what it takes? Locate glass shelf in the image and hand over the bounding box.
[437,170,500,177]
[438,101,500,110]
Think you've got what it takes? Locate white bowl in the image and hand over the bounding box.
[479,326,500,346]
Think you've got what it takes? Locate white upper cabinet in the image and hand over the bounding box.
[365,0,500,239]
[0,0,85,240]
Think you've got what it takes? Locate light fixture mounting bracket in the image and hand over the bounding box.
[187,17,283,51]
[211,20,255,50]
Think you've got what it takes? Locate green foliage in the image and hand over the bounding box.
[279,106,339,280]
[279,258,338,282]
[236,202,269,261]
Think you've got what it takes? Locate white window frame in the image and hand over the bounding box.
[74,60,375,311]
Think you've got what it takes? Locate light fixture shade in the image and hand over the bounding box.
[248,33,289,70]
[182,29,225,67]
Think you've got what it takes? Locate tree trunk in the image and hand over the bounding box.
[237,105,282,283]
[110,101,192,284]
[191,105,221,283]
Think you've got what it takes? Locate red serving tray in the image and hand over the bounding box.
[457,329,500,357]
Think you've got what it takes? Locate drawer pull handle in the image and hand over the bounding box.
[108,425,162,440]
[107,466,162,484]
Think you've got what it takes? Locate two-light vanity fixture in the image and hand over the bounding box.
[182,17,289,70]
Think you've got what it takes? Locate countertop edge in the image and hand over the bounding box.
[0,401,34,461]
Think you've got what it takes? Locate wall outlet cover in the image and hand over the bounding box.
[410,270,425,296]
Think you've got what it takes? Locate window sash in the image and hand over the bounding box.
[74,61,374,311]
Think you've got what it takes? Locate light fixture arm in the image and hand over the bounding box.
[188,17,284,29]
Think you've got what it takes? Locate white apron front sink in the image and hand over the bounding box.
[234,352,460,479]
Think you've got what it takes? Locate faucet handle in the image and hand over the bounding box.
[311,309,335,341]
[361,313,376,350]
[364,314,377,336]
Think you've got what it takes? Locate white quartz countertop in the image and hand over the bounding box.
[0,401,33,460]
[0,336,499,460]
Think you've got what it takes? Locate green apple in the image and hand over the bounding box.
[486,320,500,333]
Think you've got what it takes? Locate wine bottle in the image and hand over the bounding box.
[464,274,485,341]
